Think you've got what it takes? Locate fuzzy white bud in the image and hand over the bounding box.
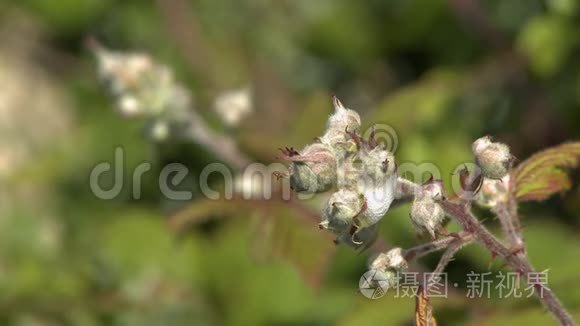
[320,188,363,233]
[472,136,514,179]
[370,247,408,272]
[285,143,337,194]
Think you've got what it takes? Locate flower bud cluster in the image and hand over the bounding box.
[281,97,398,249]
[91,42,191,141]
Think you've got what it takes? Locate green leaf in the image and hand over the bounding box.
[517,15,576,77]
[169,197,334,288]
[513,142,580,202]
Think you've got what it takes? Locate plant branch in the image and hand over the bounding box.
[495,175,524,250]
[403,231,474,261]
[440,200,575,326]
[182,110,251,169]
[397,175,575,325]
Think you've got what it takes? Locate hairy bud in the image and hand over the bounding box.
[319,97,361,159]
[476,174,510,208]
[410,181,446,239]
[370,247,408,272]
[360,145,396,181]
[320,188,364,233]
[281,143,337,193]
[325,96,361,136]
[422,178,445,200]
[472,136,514,179]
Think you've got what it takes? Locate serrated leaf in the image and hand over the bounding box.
[169,197,334,287]
[415,286,437,326]
[513,142,580,202]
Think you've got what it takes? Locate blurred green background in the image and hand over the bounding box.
[1,0,580,325]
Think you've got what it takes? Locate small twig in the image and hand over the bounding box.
[403,231,474,261]
[414,238,467,325]
[182,110,251,169]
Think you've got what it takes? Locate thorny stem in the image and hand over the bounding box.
[427,239,468,284]
[394,176,575,326]
[493,189,524,250]
[439,200,575,326]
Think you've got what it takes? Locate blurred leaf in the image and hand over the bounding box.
[369,68,463,132]
[548,0,579,16]
[289,92,335,145]
[517,15,576,77]
[23,0,109,33]
[523,221,580,309]
[170,197,333,287]
[340,295,415,325]
[200,219,317,325]
[513,142,580,202]
[479,307,580,326]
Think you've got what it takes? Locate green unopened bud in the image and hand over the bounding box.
[410,196,445,239]
[282,143,337,193]
[472,136,514,179]
[320,188,364,233]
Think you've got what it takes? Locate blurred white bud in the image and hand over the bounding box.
[149,121,170,141]
[234,174,265,200]
[213,87,253,127]
[93,45,153,95]
[117,95,142,117]
[91,41,192,125]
